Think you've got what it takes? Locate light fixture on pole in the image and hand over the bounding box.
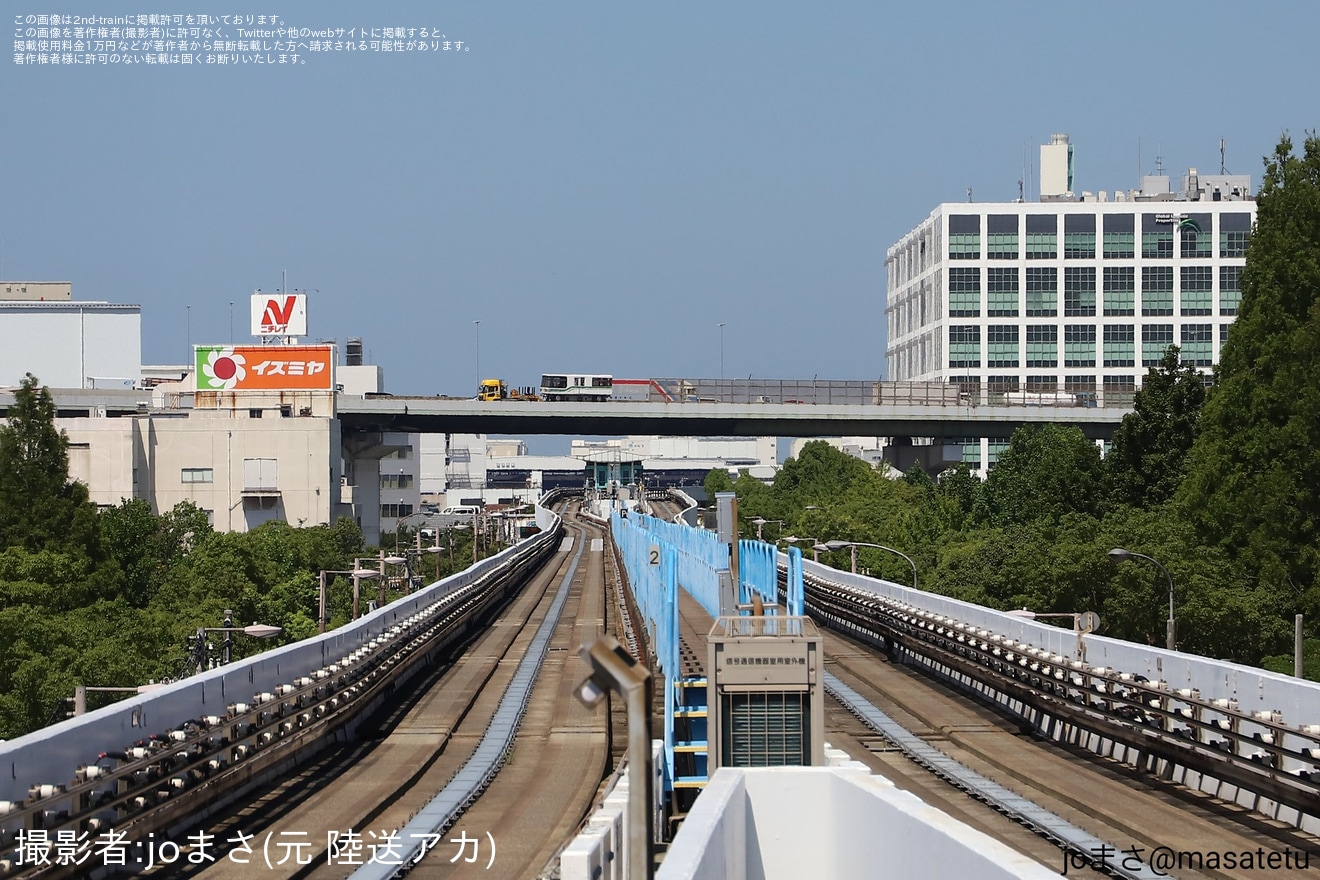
[423,544,443,584]
[320,567,383,633]
[396,506,438,567]
[816,540,918,590]
[576,635,654,880]
[447,523,468,568]
[347,559,385,621]
[749,517,785,541]
[376,552,409,607]
[1108,547,1176,651]
[781,535,820,562]
[415,524,444,586]
[189,610,282,674]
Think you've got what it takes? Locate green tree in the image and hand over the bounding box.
[1262,639,1320,681]
[933,463,981,532]
[902,463,934,489]
[1181,133,1320,617]
[703,467,734,500]
[99,499,161,605]
[0,374,103,558]
[1106,345,1207,507]
[0,374,67,512]
[771,441,875,508]
[976,425,1103,527]
[101,499,217,606]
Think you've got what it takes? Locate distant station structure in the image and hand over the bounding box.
[578,447,646,519]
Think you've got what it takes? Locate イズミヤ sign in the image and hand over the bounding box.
[194,345,334,392]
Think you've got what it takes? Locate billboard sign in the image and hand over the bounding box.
[250,292,308,336]
[194,345,334,391]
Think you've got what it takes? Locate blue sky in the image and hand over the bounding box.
[4,2,1316,396]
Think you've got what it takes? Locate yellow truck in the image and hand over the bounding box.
[477,379,539,401]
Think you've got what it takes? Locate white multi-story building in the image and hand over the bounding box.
[45,387,344,533]
[571,436,777,469]
[885,135,1254,469]
[1,282,141,390]
[376,433,421,532]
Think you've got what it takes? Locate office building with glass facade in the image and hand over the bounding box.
[885,157,1253,471]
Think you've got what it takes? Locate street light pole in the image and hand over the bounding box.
[818,540,918,590]
[346,559,386,621]
[1108,548,1176,651]
[576,635,654,880]
[375,551,408,608]
[718,322,726,396]
[782,535,820,562]
[411,523,444,586]
[190,615,282,674]
[222,609,233,665]
[321,566,383,632]
[474,319,481,393]
[473,510,481,565]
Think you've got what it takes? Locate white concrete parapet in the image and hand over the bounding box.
[658,766,1061,880]
[560,741,666,880]
[808,559,1320,725]
[0,509,564,804]
[561,784,625,880]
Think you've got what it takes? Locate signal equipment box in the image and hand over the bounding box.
[707,616,824,771]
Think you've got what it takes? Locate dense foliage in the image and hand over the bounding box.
[721,436,1301,674]
[0,374,490,738]
[1181,134,1320,621]
[1105,347,1206,507]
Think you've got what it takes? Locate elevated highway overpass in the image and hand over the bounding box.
[0,388,1127,441]
[337,397,1127,441]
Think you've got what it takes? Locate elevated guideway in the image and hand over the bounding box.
[337,397,1125,440]
[0,497,574,877]
[562,509,1320,880]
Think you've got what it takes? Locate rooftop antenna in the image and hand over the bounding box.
[1155,145,1165,177]
[281,270,288,345]
[1023,141,1029,201]
[966,186,973,202]
[1220,138,1228,174]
